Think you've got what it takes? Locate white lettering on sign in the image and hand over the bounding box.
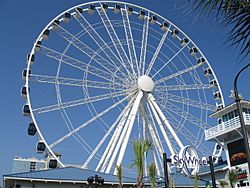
[170,145,209,176]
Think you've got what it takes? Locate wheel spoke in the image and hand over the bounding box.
[139,12,149,75]
[54,22,127,78]
[160,100,210,130]
[49,93,133,148]
[97,7,137,77]
[164,110,211,156]
[121,6,139,76]
[155,62,205,85]
[155,83,211,91]
[152,44,187,78]
[39,45,122,83]
[33,90,127,114]
[29,74,124,90]
[145,25,171,76]
[157,91,216,111]
[73,9,132,80]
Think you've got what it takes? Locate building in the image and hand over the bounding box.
[204,100,250,187]
[3,166,208,188]
[12,157,47,174]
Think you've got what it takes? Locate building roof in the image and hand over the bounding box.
[154,173,207,187]
[199,162,228,175]
[210,100,250,118]
[3,166,208,187]
[3,166,136,185]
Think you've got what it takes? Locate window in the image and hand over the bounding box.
[234,109,239,117]
[30,162,36,171]
[228,111,234,119]
[222,114,228,122]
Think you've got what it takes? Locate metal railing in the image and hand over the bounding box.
[205,114,250,140]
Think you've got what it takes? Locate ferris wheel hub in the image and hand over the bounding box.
[138,75,154,92]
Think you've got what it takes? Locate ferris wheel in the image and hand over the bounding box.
[22,1,225,176]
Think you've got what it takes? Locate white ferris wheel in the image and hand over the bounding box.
[22,1,225,177]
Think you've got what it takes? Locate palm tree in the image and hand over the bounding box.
[186,0,249,59]
[228,169,237,188]
[131,139,152,188]
[218,179,229,188]
[193,173,199,188]
[148,162,157,188]
[116,165,123,188]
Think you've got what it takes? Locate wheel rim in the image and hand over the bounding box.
[23,1,225,176]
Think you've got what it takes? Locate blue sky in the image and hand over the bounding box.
[0,0,249,185]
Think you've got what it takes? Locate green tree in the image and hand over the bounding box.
[186,0,249,59]
[218,179,229,188]
[131,139,152,188]
[148,162,157,188]
[193,173,199,188]
[228,169,237,188]
[116,165,123,188]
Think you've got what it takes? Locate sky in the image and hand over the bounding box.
[0,0,249,185]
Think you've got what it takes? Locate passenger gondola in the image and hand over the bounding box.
[28,122,37,136]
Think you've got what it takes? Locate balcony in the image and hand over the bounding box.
[205,114,250,141]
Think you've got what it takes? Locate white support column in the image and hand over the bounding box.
[99,101,133,172]
[142,113,148,177]
[148,94,184,149]
[153,151,161,177]
[85,101,132,169]
[148,100,175,156]
[112,91,144,174]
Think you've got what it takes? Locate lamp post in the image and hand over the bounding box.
[163,153,171,188]
[233,63,250,175]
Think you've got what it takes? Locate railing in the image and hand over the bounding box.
[205,114,250,140]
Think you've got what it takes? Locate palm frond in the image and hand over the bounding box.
[148,162,157,188]
[187,0,250,59]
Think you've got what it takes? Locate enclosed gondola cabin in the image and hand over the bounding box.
[28,122,37,136]
[88,5,95,14]
[63,12,71,23]
[101,3,108,12]
[138,10,145,20]
[209,79,218,88]
[35,41,41,51]
[36,141,46,153]
[204,68,212,77]
[22,104,31,117]
[180,37,189,46]
[22,69,31,80]
[21,86,30,99]
[42,29,50,40]
[113,4,121,14]
[171,28,179,38]
[75,7,83,18]
[127,7,133,16]
[189,47,198,56]
[149,15,157,24]
[197,57,206,64]
[27,54,35,64]
[48,158,57,168]
[216,104,224,111]
[160,22,169,31]
[52,20,60,30]
[213,91,222,100]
